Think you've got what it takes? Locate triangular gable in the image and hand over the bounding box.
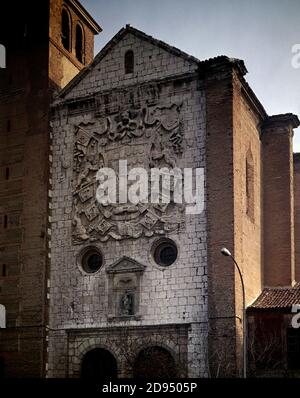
[59,25,201,98]
[106,256,146,274]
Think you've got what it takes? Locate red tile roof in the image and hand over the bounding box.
[248,283,300,310]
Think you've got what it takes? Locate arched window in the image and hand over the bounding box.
[61,8,71,51]
[124,50,134,74]
[75,24,84,63]
[246,148,255,221]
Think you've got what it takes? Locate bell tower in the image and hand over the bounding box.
[49,0,101,90]
[0,0,100,378]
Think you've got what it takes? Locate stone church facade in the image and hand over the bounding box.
[48,26,207,378]
[1,0,300,378]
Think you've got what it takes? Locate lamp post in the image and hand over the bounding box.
[221,247,247,378]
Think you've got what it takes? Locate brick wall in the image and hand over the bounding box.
[0,0,50,376]
[205,60,237,377]
[206,59,265,377]
[232,71,265,373]
[0,0,99,378]
[262,116,298,287]
[294,153,300,281]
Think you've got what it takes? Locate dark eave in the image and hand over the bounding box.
[247,283,300,312]
[198,55,268,121]
[262,113,300,130]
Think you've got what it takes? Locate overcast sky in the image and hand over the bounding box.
[82,0,300,151]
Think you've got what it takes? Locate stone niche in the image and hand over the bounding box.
[106,256,145,321]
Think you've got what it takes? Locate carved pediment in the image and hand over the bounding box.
[106,256,146,274]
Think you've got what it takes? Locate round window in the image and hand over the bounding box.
[81,248,103,273]
[153,239,178,267]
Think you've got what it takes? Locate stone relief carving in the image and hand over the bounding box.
[88,103,183,153]
[71,85,185,244]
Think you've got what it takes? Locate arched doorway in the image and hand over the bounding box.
[134,346,177,378]
[81,348,118,379]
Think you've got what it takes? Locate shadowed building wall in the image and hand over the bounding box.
[0,0,100,377]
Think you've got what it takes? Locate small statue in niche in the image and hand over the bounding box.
[120,292,134,316]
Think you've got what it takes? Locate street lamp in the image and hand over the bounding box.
[221,247,247,378]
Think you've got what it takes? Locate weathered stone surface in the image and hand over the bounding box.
[48,27,208,378]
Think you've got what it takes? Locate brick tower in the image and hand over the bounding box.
[0,0,100,377]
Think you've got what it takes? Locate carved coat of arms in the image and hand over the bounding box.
[71,84,185,244]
